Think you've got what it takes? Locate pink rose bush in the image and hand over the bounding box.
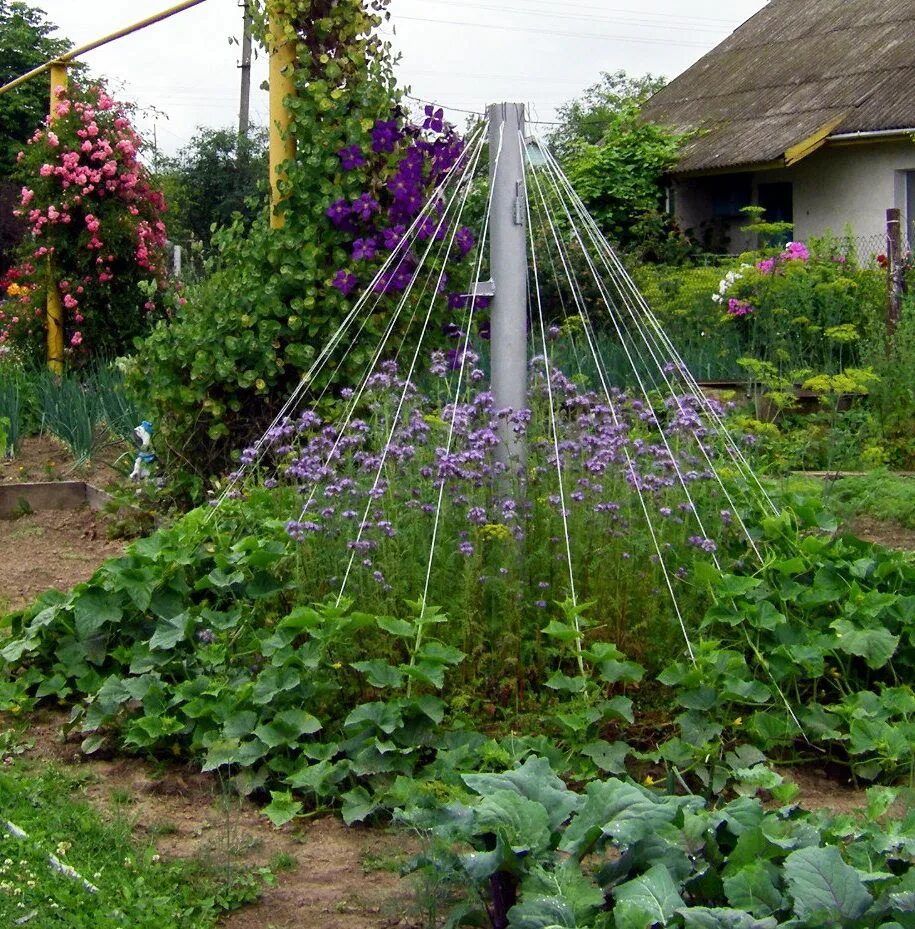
[1,83,171,364]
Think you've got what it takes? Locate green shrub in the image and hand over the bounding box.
[131,0,479,488]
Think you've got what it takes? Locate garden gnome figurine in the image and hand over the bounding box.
[130,420,156,481]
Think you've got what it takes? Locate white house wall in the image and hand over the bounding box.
[777,140,915,244]
[671,140,915,254]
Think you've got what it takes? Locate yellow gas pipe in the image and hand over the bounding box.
[268,6,297,229]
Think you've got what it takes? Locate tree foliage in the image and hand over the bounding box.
[549,70,667,161]
[550,70,688,259]
[155,126,269,251]
[0,0,73,175]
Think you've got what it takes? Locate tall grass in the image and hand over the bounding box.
[0,368,26,456]
[0,360,145,463]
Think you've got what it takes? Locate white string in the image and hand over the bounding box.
[525,151,696,661]
[208,122,490,513]
[534,143,766,562]
[295,125,490,524]
[519,130,585,674]
[531,150,725,566]
[419,122,502,614]
[537,141,779,517]
[400,126,503,696]
[530,146,807,723]
[335,125,490,604]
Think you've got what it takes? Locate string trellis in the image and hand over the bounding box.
[215,107,779,665]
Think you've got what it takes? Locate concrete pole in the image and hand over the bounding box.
[238,2,253,143]
[487,102,528,467]
[46,63,68,375]
[268,5,296,230]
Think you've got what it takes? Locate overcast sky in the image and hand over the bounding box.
[29,0,768,156]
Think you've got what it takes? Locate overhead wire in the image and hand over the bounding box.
[395,15,717,49]
[398,0,732,33]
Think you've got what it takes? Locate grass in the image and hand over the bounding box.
[827,471,915,529]
[778,470,915,531]
[0,758,262,928]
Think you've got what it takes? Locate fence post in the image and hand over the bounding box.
[267,5,296,230]
[886,207,904,346]
[46,62,68,375]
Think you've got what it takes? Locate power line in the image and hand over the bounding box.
[398,0,732,33]
[395,15,717,48]
[406,67,616,88]
[405,93,484,117]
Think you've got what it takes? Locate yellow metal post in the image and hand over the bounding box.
[268,7,296,229]
[46,62,68,374]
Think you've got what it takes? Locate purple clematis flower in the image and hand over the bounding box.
[338,144,366,171]
[423,104,445,133]
[371,119,401,153]
[326,198,351,227]
[332,269,358,296]
[455,226,474,257]
[381,225,406,250]
[352,237,378,261]
[351,193,380,222]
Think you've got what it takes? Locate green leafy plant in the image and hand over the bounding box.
[657,510,915,783]
[401,755,915,929]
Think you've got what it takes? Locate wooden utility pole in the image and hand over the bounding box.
[886,207,904,345]
[238,1,253,143]
[267,4,296,229]
[46,63,68,374]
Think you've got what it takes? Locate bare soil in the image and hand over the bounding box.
[0,506,126,613]
[848,515,915,553]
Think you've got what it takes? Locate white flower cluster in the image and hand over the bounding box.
[711,264,751,304]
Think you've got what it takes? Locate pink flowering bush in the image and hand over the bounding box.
[2,82,170,364]
[711,240,882,373]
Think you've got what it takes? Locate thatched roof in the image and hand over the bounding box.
[642,0,915,175]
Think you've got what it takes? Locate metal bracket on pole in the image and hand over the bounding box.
[486,102,528,469]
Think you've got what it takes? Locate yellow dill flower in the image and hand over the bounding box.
[480,523,512,543]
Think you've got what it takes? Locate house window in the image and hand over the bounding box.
[906,171,915,247]
[710,175,752,217]
[757,182,794,226]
